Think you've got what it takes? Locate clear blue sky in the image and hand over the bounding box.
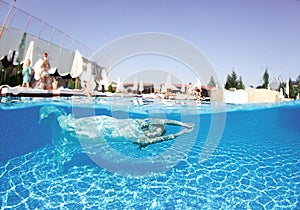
[7,0,300,86]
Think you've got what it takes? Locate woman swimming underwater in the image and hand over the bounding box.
[40,106,194,149]
[39,106,194,149]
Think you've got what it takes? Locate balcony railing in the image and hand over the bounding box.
[0,0,94,58]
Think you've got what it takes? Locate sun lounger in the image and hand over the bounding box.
[0,85,85,97]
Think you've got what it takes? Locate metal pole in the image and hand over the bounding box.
[0,0,16,39]
[49,27,56,43]
[24,15,32,32]
[79,43,82,52]
[8,6,17,26]
[38,21,44,38]
[71,38,75,51]
[61,33,66,48]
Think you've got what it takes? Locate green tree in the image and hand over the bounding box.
[108,82,116,93]
[237,76,245,89]
[295,75,300,98]
[297,75,300,98]
[288,78,296,99]
[224,70,245,89]
[281,78,297,99]
[69,79,75,89]
[207,76,217,87]
[280,82,286,94]
[262,68,269,89]
[224,74,232,90]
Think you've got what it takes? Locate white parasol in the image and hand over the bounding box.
[195,77,202,89]
[165,72,178,91]
[116,77,124,93]
[181,83,185,93]
[23,41,34,64]
[285,80,289,98]
[97,68,110,91]
[138,80,144,93]
[269,78,280,91]
[101,68,110,90]
[70,50,83,78]
[132,77,138,92]
[279,88,284,99]
[80,62,96,92]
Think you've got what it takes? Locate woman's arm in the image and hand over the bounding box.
[150,118,193,129]
[136,119,194,148]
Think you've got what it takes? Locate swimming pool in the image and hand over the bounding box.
[0,97,299,209]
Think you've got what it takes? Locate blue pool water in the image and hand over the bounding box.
[0,97,300,209]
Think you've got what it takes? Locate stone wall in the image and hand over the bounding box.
[246,88,281,103]
[211,88,283,104]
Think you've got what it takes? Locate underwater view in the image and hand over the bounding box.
[0,97,300,209]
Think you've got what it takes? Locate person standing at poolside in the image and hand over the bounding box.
[40,53,51,89]
[194,86,201,101]
[33,53,51,89]
[22,58,34,88]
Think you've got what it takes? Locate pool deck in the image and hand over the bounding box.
[1,85,295,104]
[0,85,88,97]
[0,85,202,100]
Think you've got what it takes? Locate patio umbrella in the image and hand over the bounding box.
[96,68,109,91]
[80,62,96,92]
[116,77,124,93]
[138,80,144,93]
[23,41,34,64]
[165,72,177,91]
[181,83,185,93]
[285,80,289,98]
[70,50,83,78]
[161,84,167,93]
[279,88,284,99]
[101,68,109,91]
[49,67,59,76]
[195,77,202,89]
[60,72,72,79]
[269,78,280,91]
[132,77,138,92]
[70,50,83,89]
